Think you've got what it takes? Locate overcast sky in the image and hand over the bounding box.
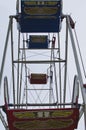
[0,0,86,130]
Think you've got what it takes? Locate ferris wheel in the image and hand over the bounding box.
[0,0,86,130]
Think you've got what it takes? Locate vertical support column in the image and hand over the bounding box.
[49,51,53,105]
[58,33,62,105]
[10,16,15,106]
[63,19,68,105]
[22,34,28,107]
[17,31,20,106]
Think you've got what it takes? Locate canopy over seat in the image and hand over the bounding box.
[18,0,62,32]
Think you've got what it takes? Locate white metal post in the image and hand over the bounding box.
[0,19,11,89]
[67,15,86,130]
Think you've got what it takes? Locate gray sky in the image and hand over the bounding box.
[0,0,86,130]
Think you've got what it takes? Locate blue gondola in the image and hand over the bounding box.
[18,0,62,32]
[28,35,49,49]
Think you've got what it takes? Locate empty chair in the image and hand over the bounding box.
[6,108,79,130]
[18,0,62,32]
[28,35,49,49]
[28,73,48,84]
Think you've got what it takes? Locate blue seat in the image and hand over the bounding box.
[18,0,62,32]
[28,35,49,49]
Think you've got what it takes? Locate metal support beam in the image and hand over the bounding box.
[13,60,66,64]
[0,110,8,130]
[10,16,15,106]
[20,48,59,50]
[3,102,74,107]
[67,15,86,130]
[0,19,11,89]
[63,19,68,104]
